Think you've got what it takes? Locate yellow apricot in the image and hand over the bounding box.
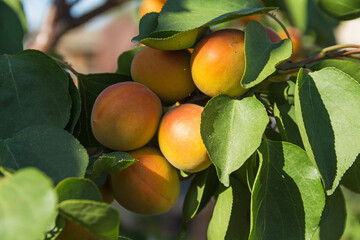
[110,147,180,215]
[158,104,212,173]
[56,219,100,240]
[191,29,247,98]
[139,0,165,18]
[91,82,162,151]
[131,47,196,103]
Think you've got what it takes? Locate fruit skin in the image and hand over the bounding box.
[158,104,212,173]
[191,29,247,98]
[278,26,303,60]
[91,82,162,151]
[139,0,165,18]
[56,219,100,240]
[264,26,282,43]
[99,176,114,204]
[131,47,196,103]
[110,147,180,215]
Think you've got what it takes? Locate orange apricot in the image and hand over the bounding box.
[56,219,100,240]
[264,26,282,43]
[110,147,180,215]
[91,82,162,151]
[139,0,165,17]
[98,177,114,204]
[131,47,196,103]
[158,104,212,173]
[190,29,247,98]
[278,26,303,59]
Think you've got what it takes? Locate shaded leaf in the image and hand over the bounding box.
[58,199,120,240]
[313,187,347,240]
[201,94,268,186]
[294,68,360,194]
[0,125,89,185]
[0,50,71,139]
[65,73,81,134]
[116,46,143,77]
[207,177,251,240]
[55,177,102,203]
[0,168,57,240]
[242,21,292,88]
[250,140,325,240]
[319,0,360,21]
[341,155,360,193]
[0,2,23,54]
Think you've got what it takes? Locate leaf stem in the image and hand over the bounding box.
[52,57,80,77]
[266,12,291,40]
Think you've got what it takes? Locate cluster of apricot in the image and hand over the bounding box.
[90,22,284,215]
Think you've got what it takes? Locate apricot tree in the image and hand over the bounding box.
[1,0,360,239]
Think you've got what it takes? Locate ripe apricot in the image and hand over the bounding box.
[56,219,100,240]
[91,82,162,151]
[191,29,246,98]
[158,104,212,173]
[110,147,180,215]
[99,177,114,204]
[278,26,303,59]
[264,26,282,43]
[139,0,165,18]
[131,47,196,103]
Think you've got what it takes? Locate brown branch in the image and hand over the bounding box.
[27,0,127,52]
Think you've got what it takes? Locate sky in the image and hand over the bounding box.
[21,0,106,31]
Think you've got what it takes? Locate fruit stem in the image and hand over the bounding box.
[266,12,291,40]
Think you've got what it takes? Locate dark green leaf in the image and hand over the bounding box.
[242,21,292,88]
[207,177,251,240]
[86,151,137,179]
[309,59,360,83]
[58,199,120,240]
[0,50,72,139]
[0,168,57,240]
[250,140,325,240]
[273,103,303,148]
[319,0,360,21]
[0,2,23,54]
[3,0,27,30]
[294,68,360,194]
[65,73,81,134]
[116,46,143,77]
[77,73,131,147]
[55,177,102,203]
[0,125,89,185]
[178,166,218,239]
[341,155,360,193]
[201,94,268,186]
[312,187,346,240]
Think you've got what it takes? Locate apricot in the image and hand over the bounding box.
[99,177,114,204]
[264,26,282,43]
[56,219,100,240]
[131,47,196,103]
[158,104,212,173]
[91,82,162,151]
[110,147,180,215]
[191,29,246,98]
[278,26,303,60]
[139,0,165,18]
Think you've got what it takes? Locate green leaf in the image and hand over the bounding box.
[294,68,360,194]
[309,59,360,83]
[319,0,360,21]
[0,50,72,139]
[77,73,131,147]
[341,155,360,193]
[133,0,276,49]
[116,46,143,77]
[312,187,347,240]
[0,1,23,54]
[207,177,251,240]
[283,0,308,32]
[178,167,218,239]
[86,151,137,179]
[2,0,27,30]
[0,168,57,240]
[58,199,120,240]
[242,21,292,88]
[65,73,81,134]
[273,103,304,148]
[0,125,89,185]
[55,178,102,203]
[250,140,325,240]
[201,94,268,186]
